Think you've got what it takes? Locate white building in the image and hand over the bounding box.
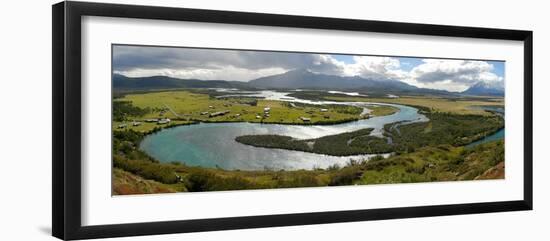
[157,118,171,124]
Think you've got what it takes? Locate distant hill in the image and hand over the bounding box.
[248,69,454,95]
[112,74,249,90]
[462,81,504,96]
[113,71,456,96]
[248,69,417,91]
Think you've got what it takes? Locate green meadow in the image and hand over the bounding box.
[111,89,505,194]
[113,127,504,194]
[114,90,398,132]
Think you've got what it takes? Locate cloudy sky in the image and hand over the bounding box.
[113,45,505,92]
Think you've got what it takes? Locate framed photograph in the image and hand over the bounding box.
[52,1,533,240]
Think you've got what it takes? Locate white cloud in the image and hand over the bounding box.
[414,79,471,92]
[308,54,347,76]
[115,66,287,81]
[114,45,504,92]
[308,55,406,81]
[406,59,504,91]
[344,56,402,80]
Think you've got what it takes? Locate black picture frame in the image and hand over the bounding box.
[52,1,533,240]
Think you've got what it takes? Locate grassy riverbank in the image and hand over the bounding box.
[113,90,400,132]
[111,89,505,194]
[112,106,504,194]
[235,110,503,156]
[112,128,504,194]
[289,91,503,115]
[114,90,378,132]
[236,128,393,156]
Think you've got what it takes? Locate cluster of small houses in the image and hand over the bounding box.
[255,107,272,119]
[145,118,171,124]
[200,106,232,118]
[117,104,333,129]
[117,118,171,129]
[195,105,331,123]
[301,108,330,122]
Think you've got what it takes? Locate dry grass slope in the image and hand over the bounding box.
[112,168,178,195]
[326,96,504,115]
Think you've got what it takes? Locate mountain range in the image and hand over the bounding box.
[248,69,417,91]
[113,74,249,90]
[461,81,504,96]
[113,70,503,96]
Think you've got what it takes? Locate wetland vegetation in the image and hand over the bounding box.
[113,127,504,194]
[112,89,505,194]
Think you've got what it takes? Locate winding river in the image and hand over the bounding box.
[466,106,505,148]
[140,90,428,171]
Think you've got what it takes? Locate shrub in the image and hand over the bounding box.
[185,170,257,192]
[113,158,178,184]
[276,172,320,188]
[329,168,361,186]
[113,100,150,121]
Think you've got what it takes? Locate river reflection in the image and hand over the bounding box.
[140,90,427,170]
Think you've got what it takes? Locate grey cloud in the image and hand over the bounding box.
[112,45,504,92]
[415,71,479,84]
[113,45,324,72]
[411,60,501,86]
